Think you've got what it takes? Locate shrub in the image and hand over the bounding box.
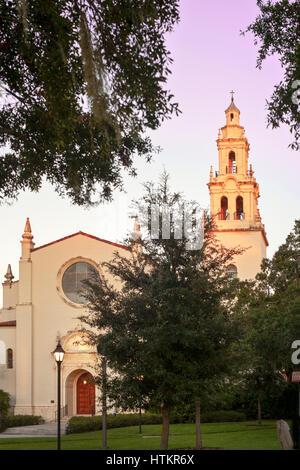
[0,390,10,417]
[68,410,247,434]
[0,416,8,433]
[68,413,161,434]
[201,410,246,423]
[291,415,300,450]
[5,415,44,427]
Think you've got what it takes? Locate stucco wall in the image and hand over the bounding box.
[214,229,267,280]
[29,234,128,419]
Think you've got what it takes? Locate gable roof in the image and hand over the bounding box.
[31,231,129,253]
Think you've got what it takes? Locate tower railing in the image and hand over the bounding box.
[226,166,237,174]
[218,212,247,221]
[218,212,230,221]
[234,212,245,220]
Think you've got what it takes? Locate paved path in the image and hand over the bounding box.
[0,420,69,438]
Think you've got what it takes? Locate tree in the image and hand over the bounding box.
[0,1,180,205]
[243,0,300,150]
[234,219,300,423]
[81,173,243,449]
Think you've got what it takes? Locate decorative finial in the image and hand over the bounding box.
[134,216,140,234]
[230,90,235,102]
[4,264,14,286]
[22,217,33,240]
[21,217,35,259]
[130,215,142,255]
[131,215,141,241]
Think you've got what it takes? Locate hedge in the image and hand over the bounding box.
[0,416,8,433]
[5,415,44,427]
[68,410,247,434]
[0,390,10,417]
[0,415,44,433]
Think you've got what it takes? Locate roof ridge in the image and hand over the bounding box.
[31,231,129,252]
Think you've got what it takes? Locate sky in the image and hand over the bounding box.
[0,0,299,305]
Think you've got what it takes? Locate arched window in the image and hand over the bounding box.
[236,196,244,220]
[7,348,13,369]
[227,265,238,279]
[230,113,234,122]
[228,151,236,173]
[220,196,228,220]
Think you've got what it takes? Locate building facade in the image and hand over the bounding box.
[0,221,130,421]
[0,97,268,421]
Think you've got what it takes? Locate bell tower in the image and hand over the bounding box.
[208,93,268,280]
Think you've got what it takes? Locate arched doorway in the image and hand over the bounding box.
[77,372,95,415]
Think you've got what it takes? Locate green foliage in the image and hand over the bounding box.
[67,410,247,434]
[0,416,8,433]
[233,219,300,420]
[68,413,161,434]
[81,174,242,417]
[226,380,298,420]
[5,414,44,427]
[0,421,282,450]
[201,410,246,423]
[0,389,10,417]
[0,413,44,432]
[291,415,300,449]
[243,0,300,150]
[0,0,180,205]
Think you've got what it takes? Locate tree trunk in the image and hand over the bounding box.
[195,402,203,450]
[160,403,171,450]
[257,398,262,426]
[102,358,107,449]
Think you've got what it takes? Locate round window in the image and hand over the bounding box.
[62,262,99,304]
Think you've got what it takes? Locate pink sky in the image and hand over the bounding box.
[0,0,299,303]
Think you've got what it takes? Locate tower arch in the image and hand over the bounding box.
[220,196,228,220]
[236,196,244,220]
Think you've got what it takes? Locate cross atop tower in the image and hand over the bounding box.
[230,90,235,101]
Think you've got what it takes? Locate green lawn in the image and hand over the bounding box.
[0,421,282,450]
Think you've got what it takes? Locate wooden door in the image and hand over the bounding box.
[77,372,95,415]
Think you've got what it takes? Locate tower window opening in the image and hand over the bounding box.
[230,113,234,122]
[220,196,229,220]
[236,196,244,220]
[228,151,236,173]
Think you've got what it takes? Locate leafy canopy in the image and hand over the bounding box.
[243,0,300,150]
[81,174,243,412]
[0,0,180,205]
[234,219,300,397]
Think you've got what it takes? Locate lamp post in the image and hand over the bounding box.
[53,341,65,450]
[102,357,107,450]
[137,375,144,434]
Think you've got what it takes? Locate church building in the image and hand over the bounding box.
[0,96,268,421]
